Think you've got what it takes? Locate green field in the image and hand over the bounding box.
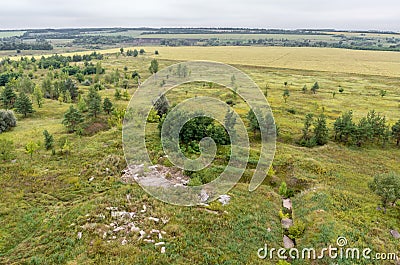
[0,31,25,38]
[1,46,399,264]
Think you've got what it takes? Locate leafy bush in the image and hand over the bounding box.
[188,176,202,186]
[279,209,290,220]
[287,108,296,114]
[279,181,288,197]
[288,221,306,239]
[147,109,160,123]
[369,172,400,208]
[0,109,17,133]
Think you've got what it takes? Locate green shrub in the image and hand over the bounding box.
[279,209,290,220]
[279,181,288,197]
[188,176,202,186]
[0,109,17,133]
[288,221,306,239]
[287,108,296,114]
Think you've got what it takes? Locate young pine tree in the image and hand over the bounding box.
[392,119,400,146]
[103,98,113,115]
[86,87,102,117]
[314,114,329,146]
[311,82,319,94]
[43,130,54,150]
[15,92,34,117]
[247,109,260,136]
[1,84,17,109]
[33,86,44,108]
[283,89,290,103]
[123,90,130,101]
[62,105,84,133]
[114,89,122,100]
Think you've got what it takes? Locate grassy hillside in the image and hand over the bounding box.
[0,47,399,264]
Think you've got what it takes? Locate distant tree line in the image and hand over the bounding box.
[0,38,53,51]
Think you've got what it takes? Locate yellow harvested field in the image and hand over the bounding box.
[151,46,400,77]
[70,46,400,77]
[7,46,400,77]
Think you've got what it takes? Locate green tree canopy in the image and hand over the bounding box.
[15,92,34,117]
[86,87,102,117]
[62,105,84,133]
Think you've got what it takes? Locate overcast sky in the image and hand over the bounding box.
[1,0,399,31]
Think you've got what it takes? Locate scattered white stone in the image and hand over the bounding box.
[131,226,140,233]
[138,230,146,240]
[155,242,165,246]
[161,247,166,254]
[149,217,160,222]
[161,218,169,224]
[151,229,160,234]
[126,194,131,202]
[141,205,147,213]
[158,233,163,239]
[200,190,209,202]
[111,211,135,219]
[149,165,158,170]
[144,239,155,243]
[161,231,167,235]
[390,230,400,239]
[218,195,231,206]
[77,232,82,240]
[106,168,110,172]
[283,199,292,211]
[11,159,17,163]
[103,232,107,239]
[113,226,125,233]
[283,235,295,249]
[281,219,293,229]
[106,207,118,211]
[88,177,95,182]
[112,236,116,240]
[267,228,272,232]
[121,238,128,245]
[110,223,116,227]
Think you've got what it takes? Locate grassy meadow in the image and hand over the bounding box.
[0,46,399,264]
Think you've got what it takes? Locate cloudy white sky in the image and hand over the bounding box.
[1,0,399,31]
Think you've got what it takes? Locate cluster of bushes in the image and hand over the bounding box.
[37,52,103,69]
[42,77,79,102]
[299,114,329,147]
[0,72,22,86]
[1,80,35,117]
[159,110,230,153]
[62,87,114,134]
[333,110,395,147]
[299,110,400,148]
